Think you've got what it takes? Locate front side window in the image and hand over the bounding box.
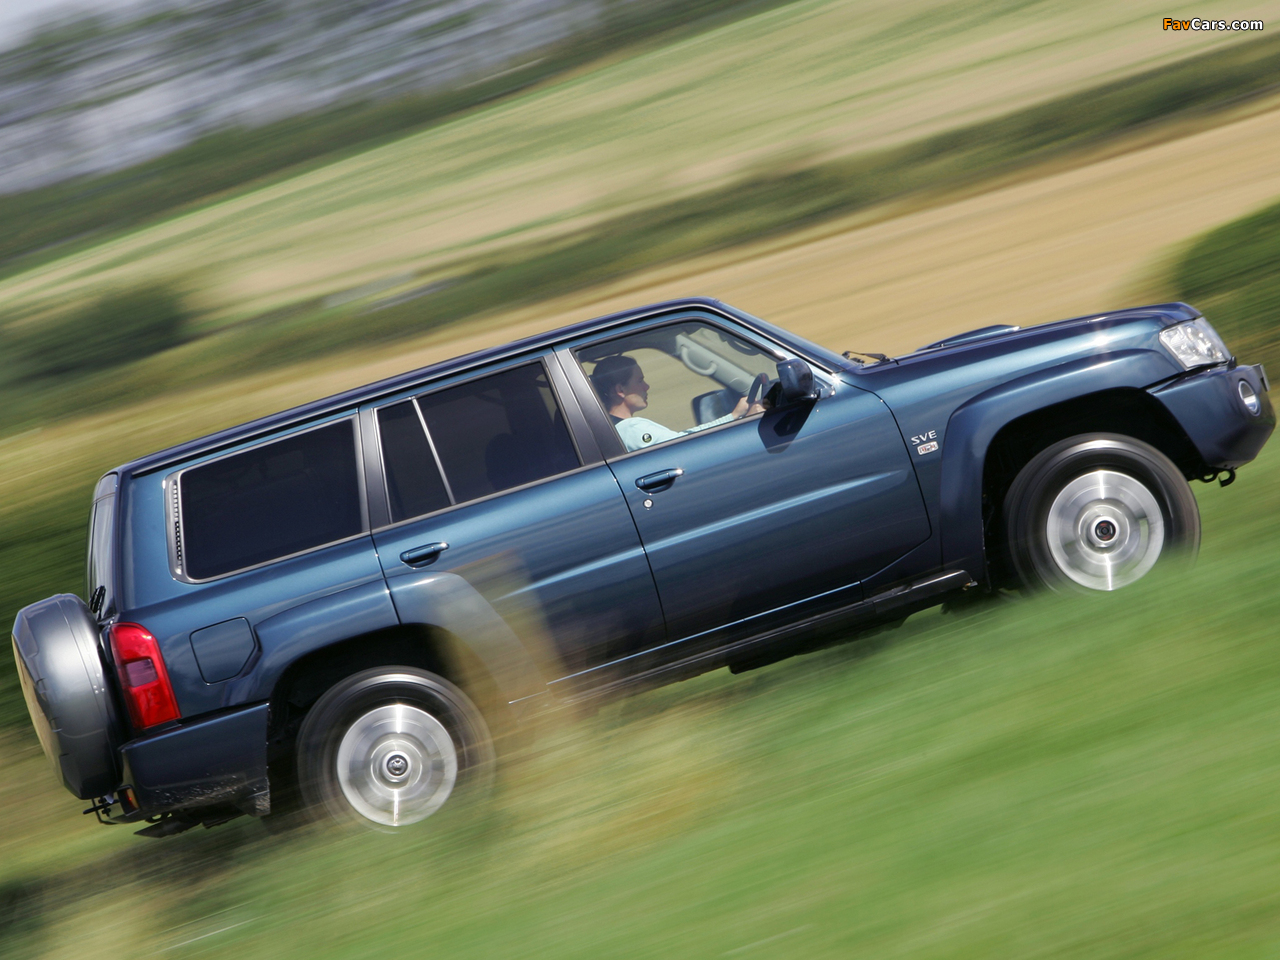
[576,321,778,453]
[377,361,580,522]
[179,420,363,580]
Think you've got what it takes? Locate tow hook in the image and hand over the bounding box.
[83,787,137,825]
[82,796,118,821]
[1200,468,1238,487]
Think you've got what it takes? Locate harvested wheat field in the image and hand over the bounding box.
[349,97,1280,385]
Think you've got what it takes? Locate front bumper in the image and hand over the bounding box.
[1150,361,1274,470]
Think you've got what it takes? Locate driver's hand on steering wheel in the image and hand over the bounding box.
[733,373,770,418]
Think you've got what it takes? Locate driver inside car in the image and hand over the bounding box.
[590,355,766,452]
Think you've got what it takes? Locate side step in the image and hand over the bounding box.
[561,570,975,703]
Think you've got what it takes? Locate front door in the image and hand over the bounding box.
[565,317,931,662]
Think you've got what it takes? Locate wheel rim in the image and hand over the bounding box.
[335,703,458,827]
[1044,469,1165,591]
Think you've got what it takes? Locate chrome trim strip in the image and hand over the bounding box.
[410,397,456,506]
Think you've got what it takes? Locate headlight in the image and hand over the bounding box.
[1158,318,1230,369]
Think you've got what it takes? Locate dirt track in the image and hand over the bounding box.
[513,99,1280,359]
[311,98,1280,386]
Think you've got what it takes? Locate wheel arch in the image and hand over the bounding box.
[266,622,516,764]
[982,389,1205,571]
[937,351,1204,584]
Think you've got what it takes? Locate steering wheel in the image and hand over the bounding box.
[747,373,770,408]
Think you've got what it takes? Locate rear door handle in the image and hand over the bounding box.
[635,468,684,492]
[400,542,449,567]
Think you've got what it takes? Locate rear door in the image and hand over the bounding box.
[367,356,665,682]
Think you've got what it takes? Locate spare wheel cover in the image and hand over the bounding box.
[11,594,122,799]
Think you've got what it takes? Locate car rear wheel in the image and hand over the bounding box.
[296,667,493,829]
[1003,433,1199,592]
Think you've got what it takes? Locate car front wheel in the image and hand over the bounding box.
[1003,433,1200,592]
[296,667,493,829]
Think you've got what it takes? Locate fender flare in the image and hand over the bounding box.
[243,574,545,712]
[383,570,547,710]
[937,350,1178,579]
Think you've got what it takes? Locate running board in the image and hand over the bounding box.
[558,569,975,705]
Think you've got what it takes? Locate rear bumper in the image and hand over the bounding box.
[119,702,270,818]
[1150,362,1274,470]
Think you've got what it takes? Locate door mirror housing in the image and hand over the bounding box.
[776,358,818,405]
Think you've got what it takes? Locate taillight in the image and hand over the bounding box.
[108,622,180,731]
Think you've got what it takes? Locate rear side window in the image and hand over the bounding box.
[178,420,363,580]
[377,362,580,522]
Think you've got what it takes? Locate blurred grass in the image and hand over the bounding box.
[4,282,193,379]
[3,0,1272,330]
[1174,196,1280,373]
[1,436,1277,958]
[7,30,1280,436]
[0,0,797,278]
[0,495,89,729]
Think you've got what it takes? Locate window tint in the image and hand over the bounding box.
[378,401,451,523]
[415,363,579,504]
[180,420,363,580]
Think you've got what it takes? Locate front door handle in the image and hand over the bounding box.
[635,468,684,493]
[400,542,449,567]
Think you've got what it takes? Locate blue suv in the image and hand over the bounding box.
[11,298,1272,835]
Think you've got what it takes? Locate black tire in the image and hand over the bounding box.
[1003,433,1199,592]
[296,666,494,829]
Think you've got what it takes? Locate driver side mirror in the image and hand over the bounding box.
[776,358,818,405]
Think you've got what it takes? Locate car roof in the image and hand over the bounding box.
[118,296,736,477]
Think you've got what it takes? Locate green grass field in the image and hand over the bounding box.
[2,436,1277,959]
[2,190,1278,951]
[1175,196,1280,375]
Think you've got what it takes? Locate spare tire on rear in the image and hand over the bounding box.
[11,594,123,799]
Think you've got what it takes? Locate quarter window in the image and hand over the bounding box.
[86,485,117,618]
[179,420,363,580]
